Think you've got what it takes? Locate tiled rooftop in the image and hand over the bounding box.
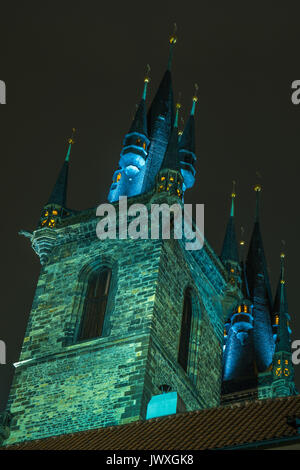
[3,395,300,450]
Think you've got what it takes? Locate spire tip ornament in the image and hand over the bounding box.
[280,247,286,284]
[231,180,236,198]
[178,116,184,137]
[142,64,151,100]
[65,128,76,162]
[144,64,151,84]
[174,92,181,127]
[167,23,177,70]
[67,128,76,145]
[169,22,177,45]
[193,83,199,102]
[191,83,199,115]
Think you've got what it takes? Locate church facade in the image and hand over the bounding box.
[1,35,297,447]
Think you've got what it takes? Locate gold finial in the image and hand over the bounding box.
[280,242,286,283]
[254,171,262,192]
[280,241,286,259]
[68,127,76,145]
[254,184,262,192]
[254,169,262,191]
[231,180,236,198]
[144,64,151,83]
[169,22,177,44]
[176,91,182,109]
[240,226,245,246]
[193,83,199,102]
[65,128,76,162]
[178,116,184,137]
[191,84,199,115]
[174,92,181,128]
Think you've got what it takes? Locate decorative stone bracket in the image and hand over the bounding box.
[19,228,58,265]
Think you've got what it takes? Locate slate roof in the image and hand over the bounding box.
[160,124,180,172]
[147,70,174,136]
[178,113,195,155]
[220,214,239,264]
[3,395,300,450]
[128,98,148,137]
[46,160,69,207]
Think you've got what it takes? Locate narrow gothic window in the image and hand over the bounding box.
[178,288,193,372]
[78,268,112,341]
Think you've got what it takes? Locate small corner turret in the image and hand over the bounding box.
[19,129,76,266]
[39,128,76,229]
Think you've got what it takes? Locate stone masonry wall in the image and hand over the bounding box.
[5,201,227,445]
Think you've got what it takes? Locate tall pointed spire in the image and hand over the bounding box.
[178,85,198,192]
[39,129,75,229]
[46,128,75,207]
[270,252,297,397]
[147,27,176,136]
[128,65,150,136]
[239,228,251,299]
[220,182,239,265]
[179,85,198,155]
[246,184,272,306]
[107,68,151,202]
[274,253,291,353]
[246,183,274,371]
[273,252,288,316]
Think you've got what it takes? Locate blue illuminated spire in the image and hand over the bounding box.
[221,183,239,266]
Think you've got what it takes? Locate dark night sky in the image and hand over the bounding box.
[1,2,300,410]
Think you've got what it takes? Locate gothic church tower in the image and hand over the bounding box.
[3,35,231,446]
[2,32,297,446]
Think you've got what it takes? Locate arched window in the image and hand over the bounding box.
[78,267,112,341]
[178,288,193,372]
